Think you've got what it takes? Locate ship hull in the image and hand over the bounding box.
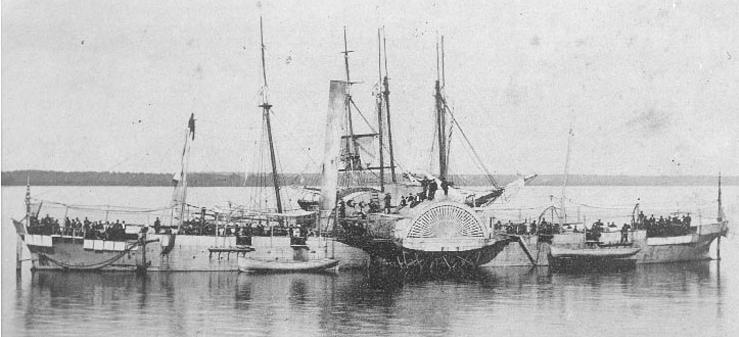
[482,221,727,267]
[28,238,140,271]
[23,234,369,272]
[143,235,369,272]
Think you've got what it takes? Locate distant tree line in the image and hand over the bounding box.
[1,170,735,187]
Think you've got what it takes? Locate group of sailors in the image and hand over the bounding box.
[333,177,453,221]
[586,213,692,243]
[398,177,450,208]
[26,215,128,241]
[338,199,380,219]
[635,211,692,237]
[152,217,314,244]
[492,218,633,243]
[161,216,311,240]
[27,213,315,243]
[26,214,61,235]
[584,219,631,242]
[493,219,562,235]
[480,212,694,243]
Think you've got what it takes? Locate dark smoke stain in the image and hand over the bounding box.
[194,64,203,80]
[529,36,540,46]
[624,108,670,135]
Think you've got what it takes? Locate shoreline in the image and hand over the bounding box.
[2,170,736,187]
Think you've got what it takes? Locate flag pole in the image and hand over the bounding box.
[717,172,722,261]
[18,177,31,271]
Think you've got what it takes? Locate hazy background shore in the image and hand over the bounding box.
[1,170,736,187]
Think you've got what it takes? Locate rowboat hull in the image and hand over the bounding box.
[237,257,340,273]
[548,246,640,273]
[549,246,641,259]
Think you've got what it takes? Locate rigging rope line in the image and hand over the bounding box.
[349,98,376,134]
[33,199,172,213]
[442,100,499,188]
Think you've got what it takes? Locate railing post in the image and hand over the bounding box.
[16,235,22,271]
[717,236,721,261]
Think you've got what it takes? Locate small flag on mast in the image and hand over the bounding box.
[188,113,196,140]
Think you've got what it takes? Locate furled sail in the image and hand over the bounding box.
[170,116,195,227]
[320,80,349,212]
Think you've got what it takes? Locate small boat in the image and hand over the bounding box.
[549,245,641,259]
[548,245,640,272]
[237,257,340,273]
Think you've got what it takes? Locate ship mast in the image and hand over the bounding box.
[376,28,385,192]
[259,17,283,214]
[435,36,448,181]
[342,27,360,171]
[560,126,574,225]
[433,36,499,189]
[170,113,195,231]
[717,172,723,222]
[382,29,396,183]
[25,176,31,223]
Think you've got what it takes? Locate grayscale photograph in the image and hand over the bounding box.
[1,1,738,336]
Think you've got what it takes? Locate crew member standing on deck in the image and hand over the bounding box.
[440,177,449,196]
[428,178,438,201]
[384,193,392,214]
[338,200,346,218]
[421,178,429,199]
[620,223,631,243]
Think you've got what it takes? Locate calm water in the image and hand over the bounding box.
[3,186,739,336]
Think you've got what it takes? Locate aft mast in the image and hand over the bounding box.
[559,126,574,225]
[172,113,195,231]
[376,28,385,192]
[342,27,360,171]
[430,35,501,203]
[259,17,283,214]
[382,29,397,183]
[717,172,724,222]
[435,36,448,181]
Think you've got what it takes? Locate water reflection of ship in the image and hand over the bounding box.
[234,272,350,335]
[477,260,715,292]
[22,272,238,336]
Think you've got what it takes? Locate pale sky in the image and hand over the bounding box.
[2,0,738,176]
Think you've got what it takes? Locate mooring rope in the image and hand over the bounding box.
[38,240,145,271]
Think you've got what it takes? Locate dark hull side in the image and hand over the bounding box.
[484,223,727,267]
[26,237,141,271]
[22,234,369,272]
[357,237,516,274]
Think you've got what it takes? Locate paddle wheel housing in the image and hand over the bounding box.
[400,201,490,252]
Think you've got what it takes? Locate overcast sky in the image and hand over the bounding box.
[2,0,738,176]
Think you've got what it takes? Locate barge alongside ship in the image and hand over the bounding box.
[483,190,729,268]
